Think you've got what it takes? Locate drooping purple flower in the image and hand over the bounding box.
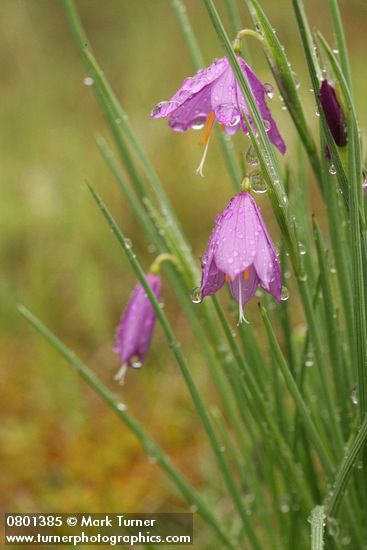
[114,274,161,384]
[318,80,347,147]
[200,191,281,322]
[151,56,286,175]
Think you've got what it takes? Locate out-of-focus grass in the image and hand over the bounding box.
[1,0,366,526]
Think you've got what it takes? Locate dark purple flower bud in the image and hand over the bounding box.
[318,80,347,147]
[199,191,282,323]
[151,56,285,175]
[114,274,161,384]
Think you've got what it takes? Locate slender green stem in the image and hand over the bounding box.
[260,305,335,478]
[348,112,367,501]
[325,417,367,517]
[327,0,352,90]
[310,506,325,550]
[87,182,263,549]
[212,296,314,510]
[18,306,236,550]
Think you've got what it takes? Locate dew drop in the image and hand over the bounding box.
[246,146,259,167]
[305,352,314,368]
[351,387,358,405]
[332,48,339,55]
[190,287,202,304]
[250,170,267,193]
[315,109,320,117]
[83,76,94,86]
[116,402,127,412]
[151,101,167,116]
[329,164,337,175]
[264,83,274,99]
[328,517,340,538]
[191,116,207,130]
[263,119,271,132]
[281,286,289,301]
[298,242,307,255]
[131,356,143,369]
[124,237,132,249]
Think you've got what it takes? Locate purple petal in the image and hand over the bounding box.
[211,66,241,127]
[318,80,347,147]
[251,200,282,301]
[228,266,259,305]
[238,59,286,155]
[168,85,212,132]
[151,57,228,120]
[214,192,259,281]
[200,222,226,299]
[114,274,161,366]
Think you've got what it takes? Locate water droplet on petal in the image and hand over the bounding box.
[191,116,207,130]
[263,119,271,132]
[264,83,274,99]
[329,164,337,175]
[151,101,168,116]
[246,146,259,167]
[170,120,186,132]
[190,287,202,304]
[83,76,94,86]
[281,286,289,301]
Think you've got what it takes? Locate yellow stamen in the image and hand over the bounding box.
[196,112,216,178]
[202,111,216,145]
[225,274,231,283]
[244,268,249,281]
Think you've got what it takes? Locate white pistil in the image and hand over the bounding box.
[195,137,211,177]
[237,277,250,325]
[114,363,128,385]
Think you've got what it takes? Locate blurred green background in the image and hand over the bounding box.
[1,0,366,543]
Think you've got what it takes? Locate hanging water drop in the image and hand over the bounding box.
[249,170,267,193]
[191,116,207,130]
[305,352,314,368]
[351,387,358,405]
[329,164,337,175]
[131,356,143,369]
[264,83,274,99]
[124,237,132,249]
[246,146,259,167]
[298,242,307,255]
[328,517,340,538]
[281,286,289,301]
[190,287,202,304]
[83,76,94,86]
